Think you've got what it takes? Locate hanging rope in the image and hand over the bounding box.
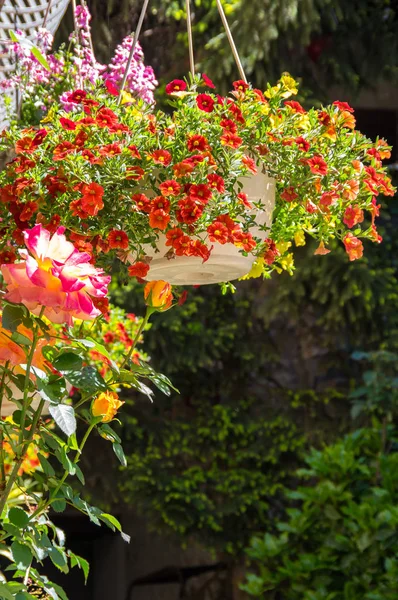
[117,0,150,105]
[42,0,53,28]
[185,0,195,76]
[215,0,247,83]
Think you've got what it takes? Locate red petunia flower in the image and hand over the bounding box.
[53,141,75,161]
[343,205,364,229]
[242,155,257,174]
[319,191,338,207]
[98,143,122,157]
[196,94,215,113]
[252,88,267,103]
[220,118,238,134]
[281,187,298,202]
[173,162,194,178]
[74,131,88,147]
[82,182,104,202]
[60,117,77,131]
[295,137,310,152]
[105,80,119,96]
[128,262,150,278]
[263,238,280,265]
[232,230,256,252]
[32,129,48,146]
[187,134,209,152]
[19,201,39,222]
[70,199,89,219]
[78,117,96,127]
[0,249,16,264]
[132,193,152,214]
[189,184,212,204]
[220,132,242,149]
[127,145,141,159]
[149,209,170,230]
[343,233,363,261]
[159,180,181,197]
[96,107,119,128]
[67,89,87,103]
[318,111,331,126]
[188,240,211,262]
[0,184,17,203]
[15,137,36,155]
[207,173,225,193]
[126,166,145,180]
[166,227,184,247]
[150,149,172,166]
[165,79,187,94]
[284,100,306,114]
[202,74,215,89]
[333,100,354,113]
[237,192,253,209]
[233,80,249,92]
[152,196,171,212]
[228,102,245,124]
[307,155,328,175]
[207,221,229,244]
[177,198,204,224]
[108,230,129,249]
[173,234,191,256]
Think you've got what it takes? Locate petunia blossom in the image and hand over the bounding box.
[1,225,110,324]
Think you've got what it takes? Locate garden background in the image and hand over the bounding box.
[3,0,398,599]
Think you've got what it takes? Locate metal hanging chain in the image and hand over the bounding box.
[117,0,150,104]
[215,0,247,83]
[185,0,195,76]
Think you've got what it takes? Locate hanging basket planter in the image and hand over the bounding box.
[140,171,275,285]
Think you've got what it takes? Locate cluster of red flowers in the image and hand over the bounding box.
[0,73,394,278]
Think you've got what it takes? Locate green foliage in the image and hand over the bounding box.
[120,399,306,555]
[242,425,398,599]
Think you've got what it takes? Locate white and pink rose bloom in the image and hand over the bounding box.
[1,225,110,324]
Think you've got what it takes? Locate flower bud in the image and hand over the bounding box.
[92,391,124,423]
[144,280,173,312]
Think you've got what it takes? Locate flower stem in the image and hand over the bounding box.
[0,399,45,516]
[120,308,152,369]
[0,362,9,494]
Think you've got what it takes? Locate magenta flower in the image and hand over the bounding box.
[1,225,110,324]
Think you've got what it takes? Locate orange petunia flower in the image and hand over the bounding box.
[149,209,170,230]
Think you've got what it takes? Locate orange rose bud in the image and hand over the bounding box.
[92,391,124,423]
[144,280,173,311]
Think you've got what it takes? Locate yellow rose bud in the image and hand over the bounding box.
[92,391,124,423]
[144,280,173,311]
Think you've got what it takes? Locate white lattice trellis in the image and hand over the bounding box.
[0,0,70,125]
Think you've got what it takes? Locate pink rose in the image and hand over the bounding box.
[1,225,110,324]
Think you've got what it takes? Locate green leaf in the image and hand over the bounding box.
[38,454,55,477]
[53,353,83,373]
[0,583,15,600]
[11,332,31,346]
[8,507,29,528]
[55,447,75,476]
[74,464,85,485]
[11,541,32,569]
[77,338,120,374]
[99,513,122,532]
[48,547,69,573]
[2,304,28,332]
[52,498,67,513]
[49,404,76,437]
[69,551,90,583]
[37,376,67,405]
[31,46,51,71]
[113,443,127,467]
[64,366,106,393]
